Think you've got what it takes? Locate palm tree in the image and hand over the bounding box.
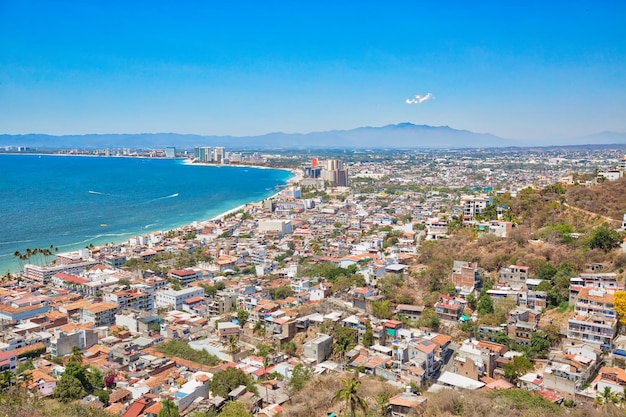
[158,398,180,417]
[332,375,367,417]
[226,335,240,355]
[595,386,618,408]
[0,370,16,390]
[68,345,84,364]
[263,354,270,404]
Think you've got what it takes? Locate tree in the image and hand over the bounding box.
[281,341,297,356]
[54,374,86,403]
[95,389,110,406]
[529,332,550,358]
[477,294,494,316]
[0,370,16,390]
[210,367,257,398]
[263,355,270,403]
[87,366,104,391]
[371,300,393,319]
[237,309,249,327]
[363,320,374,348]
[288,364,311,397]
[333,325,358,367]
[218,401,253,417]
[158,399,180,417]
[68,345,84,364]
[63,361,90,392]
[614,291,626,326]
[332,375,368,417]
[465,293,477,310]
[503,355,534,383]
[595,386,619,408]
[542,324,562,347]
[587,224,622,252]
[226,335,240,355]
[256,343,274,358]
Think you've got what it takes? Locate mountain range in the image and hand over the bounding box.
[1,123,625,150]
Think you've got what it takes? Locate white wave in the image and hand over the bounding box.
[0,239,36,246]
[144,223,158,229]
[57,232,134,248]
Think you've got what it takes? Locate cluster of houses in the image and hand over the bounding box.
[2,153,626,416]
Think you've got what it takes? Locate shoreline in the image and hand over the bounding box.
[1,161,298,274]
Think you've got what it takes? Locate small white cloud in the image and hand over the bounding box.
[406,93,434,104]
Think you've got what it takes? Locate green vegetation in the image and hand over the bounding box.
[209,367,258,398]
[52,362,104,404]
[332,374,367,417]
[268,285,295,300]
[503,356,534,383]
[154,340,221,366]
[363,320,374,347]
[288,364,312,396]
[158,399,180,417]
[218,401,253,417]
[586,224,623,252]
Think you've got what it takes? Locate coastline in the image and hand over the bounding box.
[0,156,297,274]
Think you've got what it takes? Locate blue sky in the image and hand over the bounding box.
[1,1,625,141]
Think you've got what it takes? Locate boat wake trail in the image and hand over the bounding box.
[148,193,179,202]
[89,190,113,196]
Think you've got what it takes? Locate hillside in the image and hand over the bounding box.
[279,374,619,417]
[566,176,626,222]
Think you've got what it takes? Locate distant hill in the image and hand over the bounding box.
[1,123,625,150]
[0,123,508,150]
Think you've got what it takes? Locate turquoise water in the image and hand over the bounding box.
[0,154,292,273]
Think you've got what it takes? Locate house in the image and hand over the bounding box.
[217,322,240,342]
[488,220,512,238]
[450,261,482,293]
[451,356,482,381]
[408,339,438,377]
[303,333,333,364]
[388,391,427,417]
[593,367,626,396]
[169,269,200,286]
[395,304,424,322]
[499,265,530,288]
[567,312,617,348]
[508,308,540,345]
[0,349,17,373]
[571,287,615,319]
[434,295,464,321]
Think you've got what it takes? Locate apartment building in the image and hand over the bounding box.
[49,328,98,357]
[169,269,201,286]
[499,265,530,288]
[572,287,615,319]
[155,287,204,311]
[567,312,617,348]
[104,288,155,313]
[434,294,464,321]
[81,302,119,326]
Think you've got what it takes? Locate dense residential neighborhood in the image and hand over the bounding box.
[2,147,626,417]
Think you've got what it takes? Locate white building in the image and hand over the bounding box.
[258,219,292,235]
[155,287,205,311]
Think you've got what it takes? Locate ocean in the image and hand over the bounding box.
[0,154,292,274]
